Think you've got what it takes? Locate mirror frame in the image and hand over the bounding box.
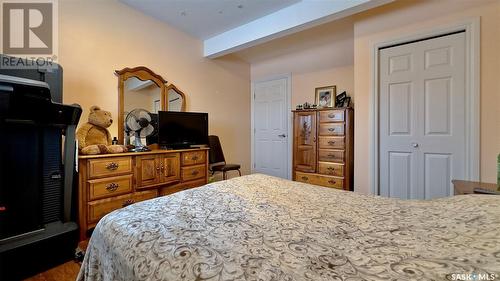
[115,66,167,145]
[166,84,187,112]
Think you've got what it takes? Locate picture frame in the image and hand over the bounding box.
[315,85,336,108]
[335,91,347,107]
[341,97,351,108]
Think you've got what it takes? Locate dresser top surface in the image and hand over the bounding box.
[78,147,209,159]
[292,107,352,112]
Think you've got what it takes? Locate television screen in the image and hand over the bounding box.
[158,111,208,148]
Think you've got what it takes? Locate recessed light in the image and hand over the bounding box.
[180,11,187,16]
[218,10,223,14]
[237,4,243,9]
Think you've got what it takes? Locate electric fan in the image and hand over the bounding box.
[125,108,155,152]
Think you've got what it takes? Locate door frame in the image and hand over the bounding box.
[370,18,480,195]
[251,73,292,179]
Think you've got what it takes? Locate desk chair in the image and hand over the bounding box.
[208,135,241,180]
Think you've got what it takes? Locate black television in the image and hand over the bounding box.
[158,111,208,149]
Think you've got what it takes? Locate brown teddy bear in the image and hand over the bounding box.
[76,106,128,155]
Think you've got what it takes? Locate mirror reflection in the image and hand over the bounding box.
[124,77,161,114]
[123,77,161,148]
[168,88,183,112]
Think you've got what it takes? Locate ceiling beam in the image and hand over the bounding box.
[204,0,393,58]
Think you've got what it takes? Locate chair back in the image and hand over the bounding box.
[208,135,226,164]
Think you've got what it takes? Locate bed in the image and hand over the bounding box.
[77,174,500,280]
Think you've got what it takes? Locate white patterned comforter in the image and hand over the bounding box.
[77,174,500,281]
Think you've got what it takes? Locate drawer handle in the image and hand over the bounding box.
[328,180,336,185]
[301,176,309,181]
[192,170,199,176]
[328,114,336,118]
[327,167,335,171]
[122,199,134,207]
[191,155,199,161]
[161,163,164,172]
[328,128,336,132]
[328,141,336,145]
[106,162,119,170]
[156,165,161,171]
[105,183,119,192]
[328,154,336,158]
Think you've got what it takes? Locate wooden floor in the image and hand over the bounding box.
[23,261,81,281]
[23,240,87,281]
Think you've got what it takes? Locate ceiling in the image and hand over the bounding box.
[235,16,354,66]
[120,0,301,39]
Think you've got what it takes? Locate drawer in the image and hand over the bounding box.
[318,137,345,149]
[319,110,345,123]
[87,194,133,224]
[88,174,133,201]
[134,190,158,202]
[159,178,206,196]
[87,190,159,224]
[318,149,344,163]
[295,172,315,184]
[319,123,344,136]
[295,172,343,189]
[176,178,206,189]
[313,175,344,189]
[318,162,344,177]
[181,164,206,181]
[159,184,185,196]
[88,157,133,178]
[182,151,206,166]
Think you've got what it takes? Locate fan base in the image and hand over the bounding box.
[129,146,151,152]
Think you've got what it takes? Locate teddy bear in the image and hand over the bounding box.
[76,106,128,155]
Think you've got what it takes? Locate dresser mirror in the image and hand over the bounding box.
[166,84,186,112]
[116,66,168,145]
[116,67,189,146]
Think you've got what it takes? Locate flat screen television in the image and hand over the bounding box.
[158,111,208,149]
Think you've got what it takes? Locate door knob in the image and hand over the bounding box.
[412,143,419,148]
[278,134,286,138]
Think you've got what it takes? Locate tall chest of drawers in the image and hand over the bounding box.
[78,148,209,240]
[293,108,354,191]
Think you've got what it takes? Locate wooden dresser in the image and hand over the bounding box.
[77,148,209,240]
[292,108,354,191]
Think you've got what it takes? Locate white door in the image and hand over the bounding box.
[253,77,289,178]
[379,32,466,199]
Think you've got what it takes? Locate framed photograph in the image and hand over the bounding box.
[341,97,351,108]
[315,85,336,108]
[335,91,346,107]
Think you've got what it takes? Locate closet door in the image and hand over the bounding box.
[379,32,466,199]
[293,111,317,173]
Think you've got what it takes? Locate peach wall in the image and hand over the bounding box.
[289,66,354,107]
[58,0,251,174]
[248,17,354,129]
[252,65,354,107]
[353,0,500,194]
